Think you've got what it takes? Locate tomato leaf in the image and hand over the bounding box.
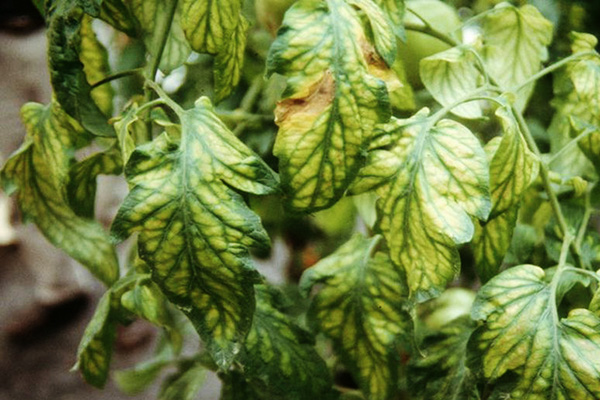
[375,110,491,302]
[46,0,114,136]
[408,317,480,400]
[300,234,410,400]
[481,4,553,109]
[471,265,600,399]
[1,102,119,286]
[267,0,391,212]
[237,286,334,399]
[420,46,484,119]
[111,97,278,368]
[72,291,117,388]
[372,0,405,39]
[159,362,206,400]
[214,16,250,102]
[67,146,122,219]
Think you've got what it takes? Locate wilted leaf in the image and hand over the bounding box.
[1,102,119,285]
[300,234,410,400]
[73,291,117,388]
[420,46,484,119]
[471,265,600,399]
[267,0,391,212]
[481,4,553,109]
[46,0,114,136]
[67,146,122,219]
[111,97,278,368]
[375,110,491,302]
[348,0,397,66]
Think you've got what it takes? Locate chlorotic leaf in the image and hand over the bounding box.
[349,149,401,195]
[111,97,278,368]
[489,107,539,216]
[300,234,410,400]
[67,146,122,219]
[471,265,600,399]
[420,46,484,119]
[73,291,117,388]
[481,4,553,109]
[1,102,119,286]
[180,0,243,55]
[214,16,250,102]
[159,362,206,400]
[376,110,491,302]
[267,0,391,212]
[473,206,518,283]
[121,280,172,328]
[372,0,405,38]
[80,15,114,116]
[46,0,114,136]
[113,104,145,165]
[238,286,334,399]
[408,317,480,400]
[347,0,397,66]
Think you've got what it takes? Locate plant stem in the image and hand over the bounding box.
[90,68,143,90]
[510,51,597,94]
[550,234,573,324]
[404,21,460,48]
[547,128,596,164]
[564,267,600,283]
[145,80,184,116]
[512,109,585,269]
[142,0,180,140]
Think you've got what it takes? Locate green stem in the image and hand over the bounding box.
[90,68,143,90]
[547,127,596,165]
[564,267,600,283]
[429,86,501,124]
[510,51,597,94]
[216,110,272,123]
[134,98,167,116]
[145,80,184,116]
[142,0,180,139]
[404,21,460,48]
[239,76,264,113]
[575,189,593,256]
[550,234,573,324]
[512,109,585,269]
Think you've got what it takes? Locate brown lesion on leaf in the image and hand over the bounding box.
[359,38,402,93]
[274,70,335,125]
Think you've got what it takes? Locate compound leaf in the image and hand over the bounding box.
[111,97,278,369]
[471,265,600,399]
[1,101,119,286]
[300,234,410,400]
[376,110,490,302]
[267,0,391,212]
[239,286,334,399]
[408,316,480,400]
[481,4,553,109]
[420,46,484,119]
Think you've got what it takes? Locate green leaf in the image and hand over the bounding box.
[67,146,122,219]
[348,0,397,66]
[238,286,334,399]
[214,16,250,102]
[471,265,600,399]
[473,206,518,282]
[267,0,391,212]
[111,97,278,368]
[300,234,409,400]
[220,371,265,400]
[121,280,172,328]
[80,15,114,116]
[489,107,539,216]
[73,291,117,388]
[420,46,484,119]
[375,110,491,302]
[1,102,119,286]
[46,0,114,136]
[481,4,553,109]
[113,104,145,165]
[180,0,243,55]
[372,0,405,38]
[115,356,172,394]
[408,317,480,400]
[159,362,206,400]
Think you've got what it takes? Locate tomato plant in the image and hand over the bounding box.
[3,0,600,399]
